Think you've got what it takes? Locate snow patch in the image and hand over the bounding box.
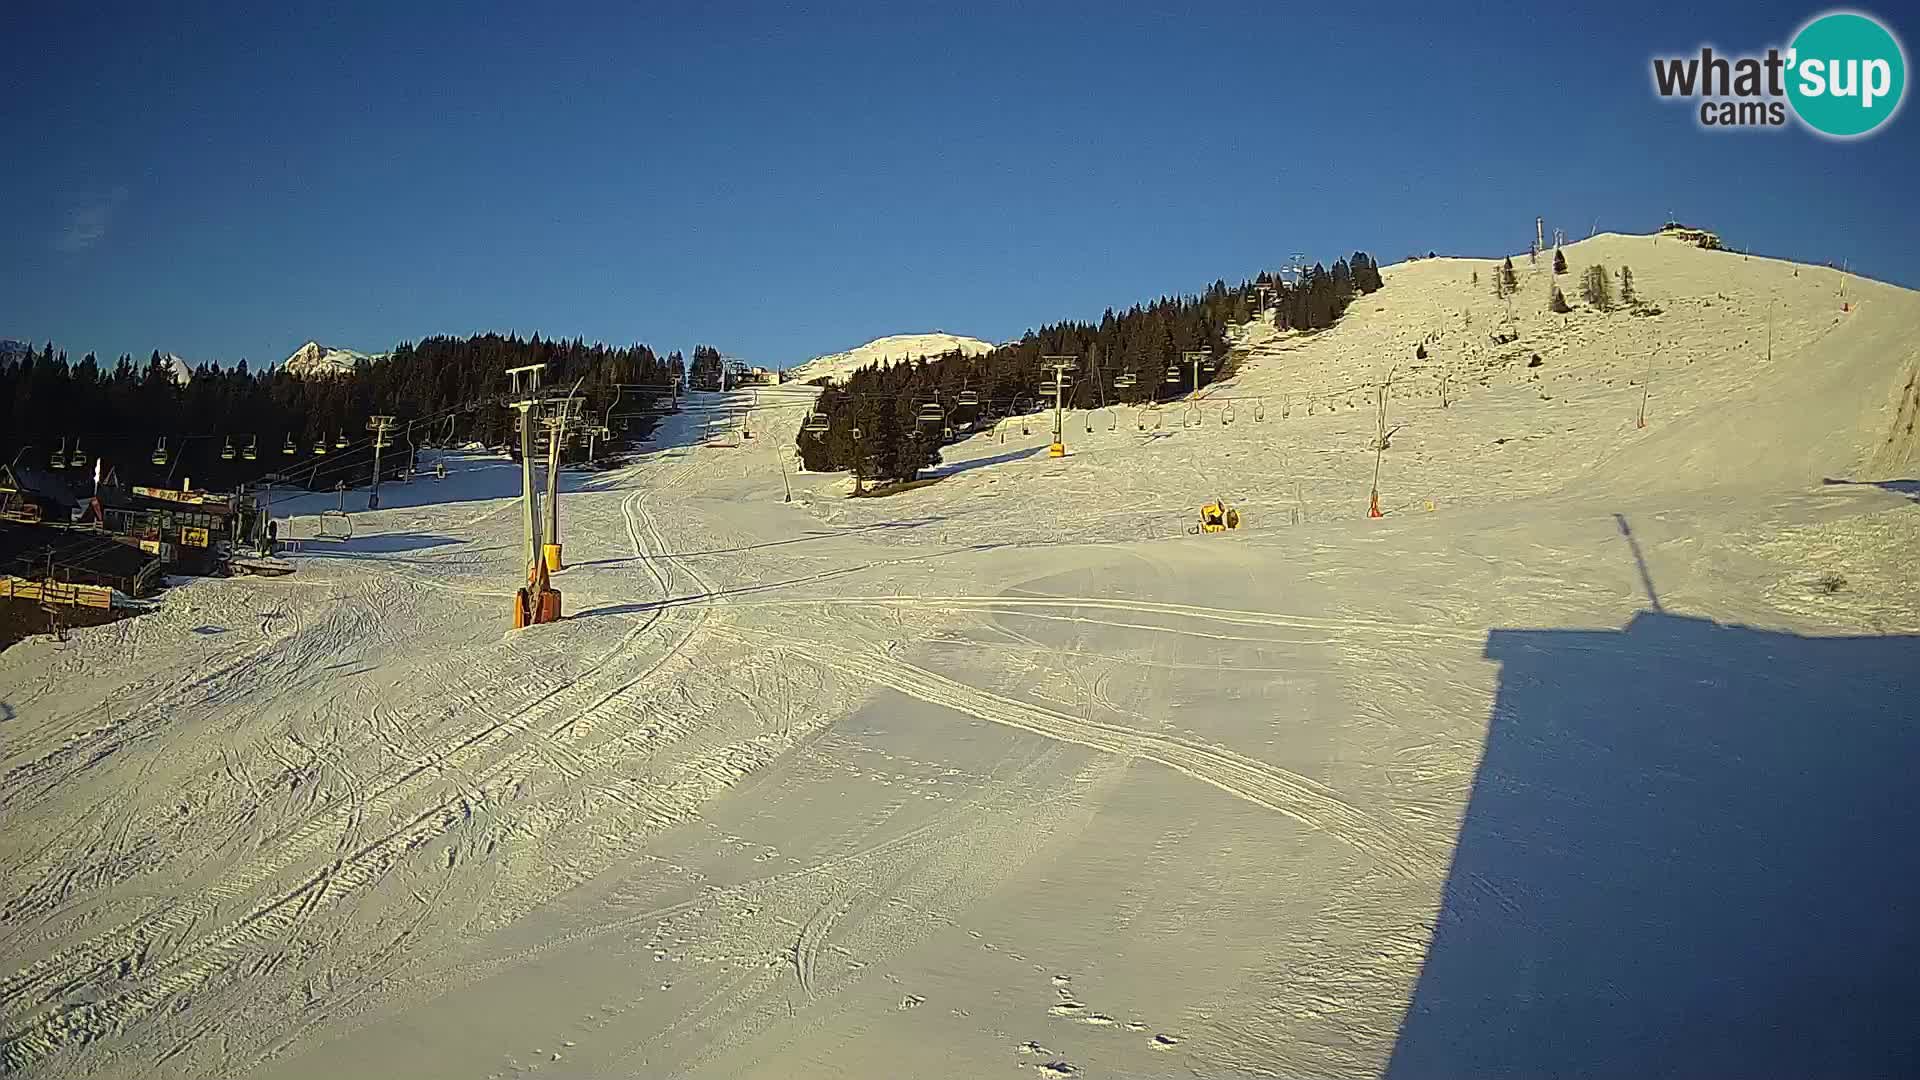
[786,332,994,385]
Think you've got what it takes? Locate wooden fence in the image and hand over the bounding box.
[1,576,115,610]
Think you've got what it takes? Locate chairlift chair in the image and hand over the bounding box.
[221,437,236,461]
[314,438,329,455]
[243,435,258,460]
[334,431,348,449]
[50,438,67,469]
[957,389,979,408]
[283,434,298,456]
[1164,366,1181,383]
[917,401,945,422]
[68,441,86,468]
[151,437,169,465]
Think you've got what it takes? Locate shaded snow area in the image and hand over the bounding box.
[2,234,1917,1079]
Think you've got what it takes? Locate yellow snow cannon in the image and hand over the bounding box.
[1191,499,1241,534]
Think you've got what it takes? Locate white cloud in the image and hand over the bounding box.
[55,185,130,252]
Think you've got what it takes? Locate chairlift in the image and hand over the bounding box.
[283,434,298,456]
[957,389,979,407]
[314,437,329,455]
[68,441,86,468]
[221,436,236,461]
[151,437,169,466]
[334,431,348,449]
[1202,358,1217,374]
[917,401,945,422]
[50,438,68,469]
[851,426,862,441]
[1222,403,1236,426]
[243,435,258,460]
[1164,366,1181,383]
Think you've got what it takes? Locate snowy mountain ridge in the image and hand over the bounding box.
[786,331,994,385]
[283,340,384,377]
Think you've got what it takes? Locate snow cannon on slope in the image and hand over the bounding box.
[1190,499,1241,534]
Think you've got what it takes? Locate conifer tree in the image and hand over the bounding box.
[1581,264,1615,310]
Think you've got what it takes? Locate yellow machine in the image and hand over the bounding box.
[1192,499,1241,533]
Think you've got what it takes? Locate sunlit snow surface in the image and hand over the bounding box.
[2,235,1915,1079]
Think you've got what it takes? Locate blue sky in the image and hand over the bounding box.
[3,1,1915,369]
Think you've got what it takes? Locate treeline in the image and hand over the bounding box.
[2,333,684,492]
[796,253,1384,482]
[687,345,727,390]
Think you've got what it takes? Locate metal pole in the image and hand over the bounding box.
[520,404,541,568]
[367,415,394,510]
[1053,366,1063,443]
[544,380,582,554]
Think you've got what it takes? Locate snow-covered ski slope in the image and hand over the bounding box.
[1,233,1916,1080]
[784,332,995,385]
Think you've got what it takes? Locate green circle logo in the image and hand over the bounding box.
[1787,11,1907,137]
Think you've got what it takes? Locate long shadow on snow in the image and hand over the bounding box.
[570,541,1021,619]
[290,532,474,557]
[928,445,1045,477]
[568,517,946,566]
[1820,476,1920,504]
[1386,610,1920,1079]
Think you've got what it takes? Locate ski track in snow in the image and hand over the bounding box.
[2,234,1916,1079]
[0,447,736,1074]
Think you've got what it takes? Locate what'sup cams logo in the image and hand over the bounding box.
[1652,10,1906,137]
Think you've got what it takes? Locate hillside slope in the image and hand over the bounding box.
[1,235,1913,1080]
[786,332,994,385]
